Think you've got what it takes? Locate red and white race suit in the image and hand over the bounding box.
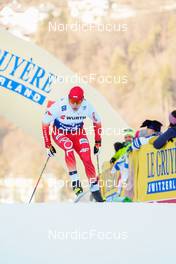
[42,97,102,183]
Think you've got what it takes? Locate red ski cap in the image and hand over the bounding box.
[68,86,84,102]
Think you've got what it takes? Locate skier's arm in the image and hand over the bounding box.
[113,148,124,160]
[87,102,102,154]
[110,150,119,163]
[42,102,58,148]
[87,103,102,142]
[132,137,149,150]
[94,122,102,143]
[110,146,128,164]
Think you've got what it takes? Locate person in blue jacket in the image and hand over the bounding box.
[132,120,162,150]
[153,110,176,149]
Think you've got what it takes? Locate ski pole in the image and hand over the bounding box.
[96,154,100,175]
[29,156,50,204]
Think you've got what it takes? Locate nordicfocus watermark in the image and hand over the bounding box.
[48,229,128,241]
[43,177,127,191]
[49,73,128,85]
[52,126,127,137]
[48,22,128,33]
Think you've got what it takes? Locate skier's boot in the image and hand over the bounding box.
[72,180,83,197]
[90,181,105,202]
[91,190,105,202]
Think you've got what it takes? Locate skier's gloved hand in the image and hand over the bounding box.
[94,140,101,155]
[47,145,56,157]
[110,157,116,164]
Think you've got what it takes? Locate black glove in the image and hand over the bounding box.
[110,157,116,164]
[47,145,56,157]
[94,140,101,155]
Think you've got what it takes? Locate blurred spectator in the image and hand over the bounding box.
[110,128,134,164]
[153,110,176,149]
[132,120,162,150]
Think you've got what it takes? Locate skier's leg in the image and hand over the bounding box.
[122,162,129,182]
[116,162,129,196]
[117,177,123,196]
[52,132,83,196]
[111,162,122,195]
[120,162,129,194]
[72,131,104,202]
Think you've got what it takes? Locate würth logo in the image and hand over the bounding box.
[66,116,86,120]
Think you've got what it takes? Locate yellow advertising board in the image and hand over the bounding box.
[133,139,176,202]
[100,161,119,200]
[100,140,176,203]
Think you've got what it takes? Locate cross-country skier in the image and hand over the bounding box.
[110,128,134,164]
[42,86,104,202]
[110,128,135,196]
